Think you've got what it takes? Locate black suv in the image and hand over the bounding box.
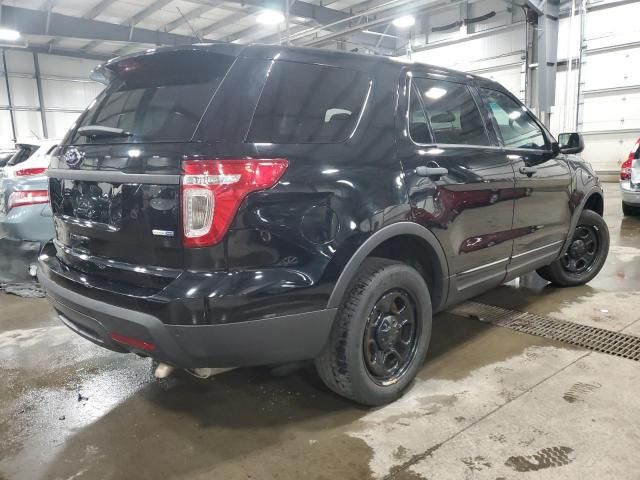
[38,44,608,406]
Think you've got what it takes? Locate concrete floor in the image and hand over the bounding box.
[1,184,639,480]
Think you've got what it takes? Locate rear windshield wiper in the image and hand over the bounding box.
[77,125,133,138]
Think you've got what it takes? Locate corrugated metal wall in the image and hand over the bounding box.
[410,0,640,174]
[0,50,103,148]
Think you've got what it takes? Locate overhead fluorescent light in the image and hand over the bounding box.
[0,29,21,42]
[256,10,285,25]
[392,15,415,28]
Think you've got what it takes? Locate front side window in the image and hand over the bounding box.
[413,78,489,146]
[247,61,370,144]
[480,88,547,150]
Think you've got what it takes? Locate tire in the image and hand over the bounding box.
[622,201,640,216]
[537,209,609,287]
[315,258,432,406]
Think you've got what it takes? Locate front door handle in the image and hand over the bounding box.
[416,166,448,179]
[519,166,537,176]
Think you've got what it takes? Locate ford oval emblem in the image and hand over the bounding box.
[64,148,85,168]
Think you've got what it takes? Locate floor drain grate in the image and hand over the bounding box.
[450,301,640,361]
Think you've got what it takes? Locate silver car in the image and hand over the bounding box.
[0,149,57,282]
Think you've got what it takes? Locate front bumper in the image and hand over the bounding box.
[620,180,640,206]
[37,257,336,369]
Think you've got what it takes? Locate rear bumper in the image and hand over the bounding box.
[620,180,640,206]
[37,259,336,369]
[0,236,42,282]
[0,203,54,241]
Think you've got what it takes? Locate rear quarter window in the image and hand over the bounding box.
[247,61,371,144]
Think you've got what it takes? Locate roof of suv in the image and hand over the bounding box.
[93,43,504,92]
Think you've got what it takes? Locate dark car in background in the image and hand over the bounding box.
[38,44,608,405]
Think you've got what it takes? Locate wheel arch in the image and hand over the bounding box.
[561,186,605,255]
[326,222,450,312]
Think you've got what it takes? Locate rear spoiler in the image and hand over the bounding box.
[89,43,243,85]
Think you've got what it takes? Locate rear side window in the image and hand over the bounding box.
[480,88,547,150]
[408,83,432,144]
[71,51,234,144]
[412,78,489,146]
[247,61,370,144]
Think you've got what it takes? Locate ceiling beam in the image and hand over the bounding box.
[132,0,175,24]
[0,5,198,45]
[81,0,175,52]
[83,0,119,20]
[198,10,255,38]
[218,0,393,49]
[163,5,212,32]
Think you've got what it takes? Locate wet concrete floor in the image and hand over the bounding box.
[1,184,639,480]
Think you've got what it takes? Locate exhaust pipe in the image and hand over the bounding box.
[187,367,236,379]
[154,363,176,379]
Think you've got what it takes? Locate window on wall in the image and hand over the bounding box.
[247,61,370,143]
[480,88,547,150]
[412,78,489,146]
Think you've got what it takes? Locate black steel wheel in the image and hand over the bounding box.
[560,224,600,276]
[537,210,609,287]
[363,289,420,386]
[315,258,432,406]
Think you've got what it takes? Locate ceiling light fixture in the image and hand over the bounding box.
[392,15,415,28]
[425,87,447,100]
[256,10,285,25]
[0,28,21,42]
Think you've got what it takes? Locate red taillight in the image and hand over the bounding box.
[621,158,632,180]
[15,167,47,177]
[181,159,288,248]
[109,332,156,352]
[622,139,640,180]
[8,190,49,210]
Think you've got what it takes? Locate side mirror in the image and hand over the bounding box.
[558,132,585,154]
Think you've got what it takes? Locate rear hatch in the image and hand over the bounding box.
[48,49,236,289]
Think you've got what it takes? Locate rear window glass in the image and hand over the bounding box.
[71,51,234,144]
[6,145,37,166]
[247,61,370,144]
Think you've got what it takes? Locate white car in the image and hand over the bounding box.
[2,139,60,180]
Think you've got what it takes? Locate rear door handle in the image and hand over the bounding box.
[519,166,537,176]
[416,166,448,178]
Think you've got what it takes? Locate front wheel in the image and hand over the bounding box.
[315,258,432,406]
[537,210,609,287]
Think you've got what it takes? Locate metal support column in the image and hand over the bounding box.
[32,51,48,138]
[575,0,587,132]
[2,49,17,143]
[533,0,559,127]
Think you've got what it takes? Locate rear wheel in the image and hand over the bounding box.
[622,201,640,216]
[315,258,432,406]
[537,210,609,287]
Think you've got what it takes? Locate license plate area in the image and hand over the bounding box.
[51,179,126,229]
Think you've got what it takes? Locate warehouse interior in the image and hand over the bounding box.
[1,0,640,479]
